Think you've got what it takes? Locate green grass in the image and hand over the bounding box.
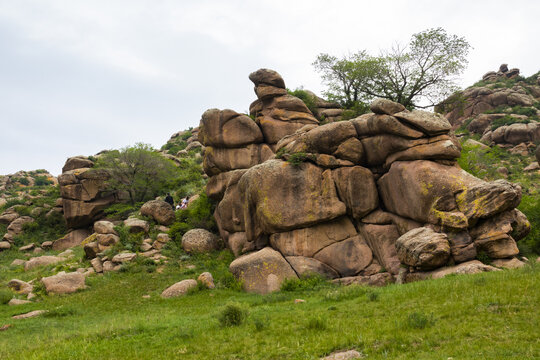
[0,245,538,359]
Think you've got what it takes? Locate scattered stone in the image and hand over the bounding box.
[32,248,44,254]
[0,324,12,331]
[142,295,151,299]
[0,241,12,250]
[197,272,215,289]
[24,255,65,271]
[94,220,117,235]
[496,167,509,177]
[10,259,26,267]
[370,98,406,115]
[8,299,31,306]
[161,279,198,298]
[140,242,152,252]
[27,293,36,300]
[7,216,34,235]
[41,241,53,249]
[19,243,35,252]
[124,218,150,233]
[141,249,159,258]
[12,310,47,320]
[58,249,74,258]
[41,272,86,294]
[491,257,526,269]
[84,241,100,259]
[156,233,171,243]
[8,279,33,295]
[321,349,364,360]
[182,229,221,253]
[294,299,306,304]
[53,229,92,251]
[523,162,539,171]
[112,252,137,263]
[102,261,115,272]
[91,258,103,273]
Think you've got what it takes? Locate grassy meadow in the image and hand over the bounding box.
[0,246,538,360]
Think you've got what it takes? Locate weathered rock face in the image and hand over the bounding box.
[200,70,530,291]
[41,272,86,294]
[58,161,117,229]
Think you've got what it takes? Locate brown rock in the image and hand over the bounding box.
[422,260,499,280]
[182,229,221,253]
[90,257,103,273]
[332,167,378,220]
[249,68,286,88]
[8,279,33,295]
[269,217,357,257]
[445,231,477,263]
[395,227,450,270]
[199,109,264,148]
[314,234,373,277]
[536,145,540,163]
[161,279,198,298]
[229,247,298,294]
[333,137,365,163]
[359,224,401,275]
[214,175,246,233]
[62,156,94,172]
[8,299,32,306]
[7,216,34,235]
[0,241,11,250]
[93,220,117,235]
[492,257,526,269]
[370,98,406,115]
[197,272,215,289]
[140,200,175,226]
[123,218,150,233]
[332,273,393,287]
[227,232,248,257]
[239,160,346,242]
[112,252,137,263]
[393,110,451,135]
[321,349,364,360]
[12,310,47,320]
[62,195,116,229]
[203,143,274,176]
[53,229,92,251]
[41,272,86,294]
[0,209,20,225]
[352,114,423,139]
[24,255,65,271]
[83,241,99,259]
[285,256,339,279]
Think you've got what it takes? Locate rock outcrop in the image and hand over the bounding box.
[58,157,116,229]
[199,69,530,293]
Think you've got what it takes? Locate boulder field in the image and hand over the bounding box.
[199,69,530,294]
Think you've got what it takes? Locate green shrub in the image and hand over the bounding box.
[253,317,269,331]
[518,195,540,255]
[44,306,79,318]
[218,272,244,291]
[287,152,314,166]
[510,106,537,118]
[491,115,530,130]
[280,274,329,292]
[218,303,247,327]
[306,316,327,330]
[0,289,12,304]
[173,192,216,236]
[405,312,434,329]
[34,176,53,186]
[104,202,143,219]
[288,88,318,115]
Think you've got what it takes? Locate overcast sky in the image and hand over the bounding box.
[1,0,539,176]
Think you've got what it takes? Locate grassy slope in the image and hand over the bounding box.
[0,245,538,359]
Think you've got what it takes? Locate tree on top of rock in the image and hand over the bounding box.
[313,28,471,110]
[95,143,179,205]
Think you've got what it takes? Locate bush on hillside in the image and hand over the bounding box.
[169,192,216,242]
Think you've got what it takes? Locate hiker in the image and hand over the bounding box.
[180,196,189,209]
[175,203,181,210]
[164,193,174,208]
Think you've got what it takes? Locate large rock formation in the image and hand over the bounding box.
[200,69,529,293]
[57,157,117,229]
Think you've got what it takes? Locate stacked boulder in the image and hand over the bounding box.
[303,90,344,122]
[199,69,530,294]
[57,156,117,231]
[248,69,319,147]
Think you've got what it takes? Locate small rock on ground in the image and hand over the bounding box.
[321,350,364,360]
[12,310,47,320]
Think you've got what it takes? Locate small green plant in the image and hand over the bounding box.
[366,291,379,302]
[0,289,13,304]
[306,316,327,330]
[253,316,269,331]
[288,88,318,115]
[491,115,530,130]
[280,274,329,292]
[476,250,492,265]
[44,306,79,318]
[218,303,247,327]
[287,152,314,166]
[405,311,434,329]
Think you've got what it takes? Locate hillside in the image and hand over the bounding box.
[0,66,539,360]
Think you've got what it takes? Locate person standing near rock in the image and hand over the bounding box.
[164,193,174,209]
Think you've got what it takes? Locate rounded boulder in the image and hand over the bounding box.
[182,229,221,253]
[140,200,175,226]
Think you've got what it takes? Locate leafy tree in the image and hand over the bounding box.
[96,143,179,204]
[313,28,471,109]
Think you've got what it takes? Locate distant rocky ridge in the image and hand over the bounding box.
[438,64,540,149]
[200,69,530,293]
